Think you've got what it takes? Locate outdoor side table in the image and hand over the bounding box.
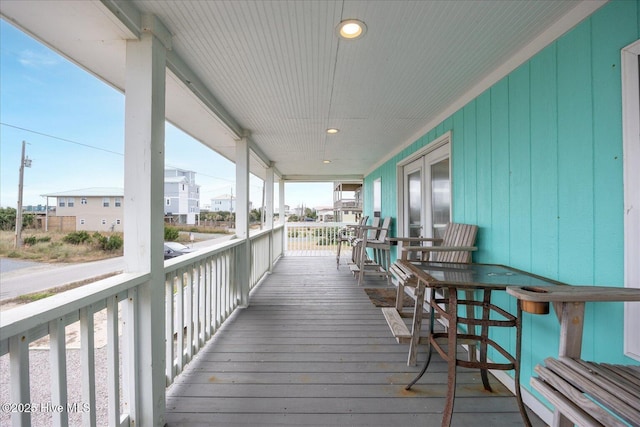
[397,260,566,427]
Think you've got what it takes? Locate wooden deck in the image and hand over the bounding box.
[165,256,545,426]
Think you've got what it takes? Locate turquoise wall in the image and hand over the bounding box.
[363,0,640,402]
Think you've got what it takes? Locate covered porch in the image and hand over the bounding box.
[1,1,639,426]
[164,255,544,426]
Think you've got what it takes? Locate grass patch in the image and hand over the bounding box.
[0,230,123,263]
[16,291,55,303]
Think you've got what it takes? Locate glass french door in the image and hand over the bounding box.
[404,158,424,239]
[402,143,451,241]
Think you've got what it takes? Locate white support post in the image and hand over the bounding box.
[235,137,251,307]
[265,167,274,228]
[279,180,285,225]
[123,17,168,426]
[279,180,286,254]
[265,166,274,270]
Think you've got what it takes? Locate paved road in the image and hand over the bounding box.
[0,234,236,301]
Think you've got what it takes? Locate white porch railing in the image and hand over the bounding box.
[0,225,284,426]
[285,222,352,257]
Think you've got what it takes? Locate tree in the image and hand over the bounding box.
[0,207,17,231]
[304,207,317,220]
[250,208,263,223]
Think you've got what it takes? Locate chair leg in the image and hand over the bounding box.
[395,282,405,312]
[408,282,425,366]
[442,288,458,427]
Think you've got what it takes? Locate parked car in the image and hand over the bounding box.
[164,242,195,259]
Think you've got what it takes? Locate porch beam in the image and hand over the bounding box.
[282,174,363,182]
[166,51,243,140]
[123,23,167,426]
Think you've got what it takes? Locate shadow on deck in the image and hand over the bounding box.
[165,256,545,426]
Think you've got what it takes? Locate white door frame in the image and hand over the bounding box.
[396,131,452,240]
[622,39,640,361]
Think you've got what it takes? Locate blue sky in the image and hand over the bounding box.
[0,19,333,211]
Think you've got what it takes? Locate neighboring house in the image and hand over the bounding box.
[210,193,235,212]
[164,168,200,225]
[315,206,334,222]
[42,169,201,231]
[42,187,124,232]
[333,181,362,223]
[274,204,290,216]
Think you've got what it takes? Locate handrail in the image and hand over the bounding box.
[285,221,353,256]
[0,272,149,341]
[0,225,285,426]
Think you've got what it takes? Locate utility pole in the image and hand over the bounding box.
[15,140,32,248]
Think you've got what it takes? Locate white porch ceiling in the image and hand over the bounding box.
[0,0,601,181]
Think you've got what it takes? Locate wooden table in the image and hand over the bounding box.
[397,260,567,427]
[506,284,640,427]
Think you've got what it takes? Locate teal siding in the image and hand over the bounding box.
[363,0,640,404]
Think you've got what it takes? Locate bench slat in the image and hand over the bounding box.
[530,377,607,427]
[601,363,640,391]
[381,307,411,342]
[576,360,640,400]
[537,358,640,427]
[533,366,625,427]
[551,357,640,426]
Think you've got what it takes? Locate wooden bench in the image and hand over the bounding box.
[532,357,640,427]
[336,215,368,268]
[507,285,640,427]
[386,222,478,365]
[349,216,392,285]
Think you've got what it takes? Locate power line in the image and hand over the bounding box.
[0,121,242,185]
[1,122,124,156]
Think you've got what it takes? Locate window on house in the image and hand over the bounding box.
[81,198,87,205]
[67,198,74,207]
[58,199,65,207]
[115,198,121,207]
[101,219,106,225]
[116,219,121,225]
[103,197,110,207]
[166,198,171,206]
[80,219,85,225]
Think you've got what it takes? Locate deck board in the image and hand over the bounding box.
[165,256,545,426]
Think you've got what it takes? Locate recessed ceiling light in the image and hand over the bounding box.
[336,19,367,40]
[326,128,340,134]
[323,160,331,164]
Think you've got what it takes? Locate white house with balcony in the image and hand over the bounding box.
[164,168,200,225]
[210,193,235,212]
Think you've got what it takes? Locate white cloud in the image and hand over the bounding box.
[18,49,59,68]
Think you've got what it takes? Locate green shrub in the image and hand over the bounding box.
[23,235,51,246]
[96,234,123,251]
[63,231,92,245]
[23,236,37,246]
[164,226,179,241]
